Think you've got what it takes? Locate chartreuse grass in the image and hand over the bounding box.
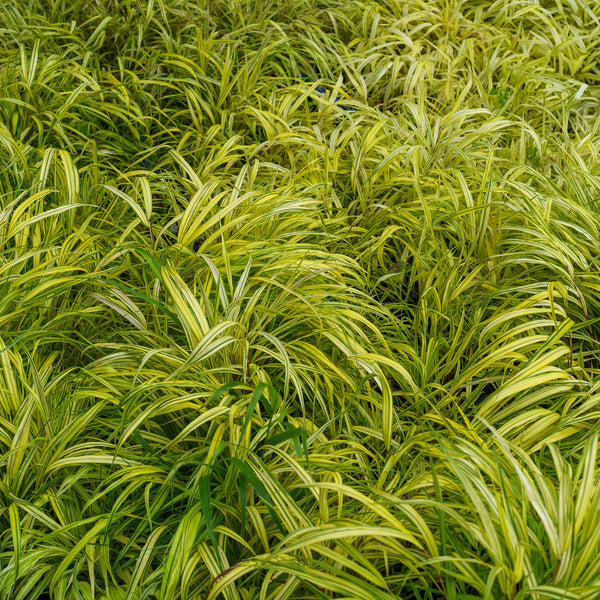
[0,0,600,598]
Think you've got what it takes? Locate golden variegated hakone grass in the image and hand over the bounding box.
[1,0,600,598]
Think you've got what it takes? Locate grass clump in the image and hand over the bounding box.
[1,0,600,598]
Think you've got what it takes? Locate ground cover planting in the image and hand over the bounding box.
[1,0,600,598]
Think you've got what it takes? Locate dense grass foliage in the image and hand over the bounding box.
[1,0,600,598]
